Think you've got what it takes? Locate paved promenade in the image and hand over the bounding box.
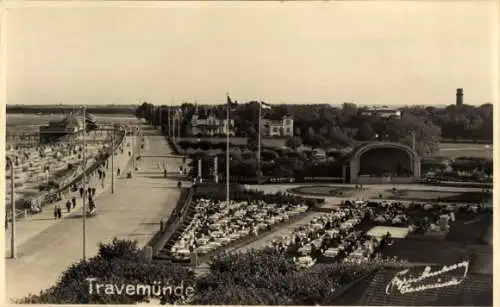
[5,136,133,255]
[5,131,184,301]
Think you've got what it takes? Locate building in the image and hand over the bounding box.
[189,113,235,136]
[456,88,464,106]
[342,141,421,184]
[361,106,401,119]
[261,115,294,137]
[39,112,97,143]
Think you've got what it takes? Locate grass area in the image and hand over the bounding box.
[288,186,359,197]
[381,190,490,203]
[287,186,490,204]
[437,143,492,159]
[177,137,286,147]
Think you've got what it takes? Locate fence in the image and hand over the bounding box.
[150,188,194,256]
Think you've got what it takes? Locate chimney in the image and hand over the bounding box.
[456,88,463,106]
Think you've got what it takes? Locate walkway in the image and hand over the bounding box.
[5,130,184,301]
[5,136,133,255]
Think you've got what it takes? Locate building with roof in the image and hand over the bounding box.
[188,113,235,136]
[361,106,401,119]
[261,115,294,137]
[39,112,97,143]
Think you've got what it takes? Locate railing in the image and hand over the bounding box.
[150,188,194,256]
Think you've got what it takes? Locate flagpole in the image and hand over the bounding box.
[169,106,172,138]
[258,101,262,172]
[226,95,230,204]
[177,109,181,138]
[82,105,87,261]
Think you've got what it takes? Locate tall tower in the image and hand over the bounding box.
[456,88,463,106]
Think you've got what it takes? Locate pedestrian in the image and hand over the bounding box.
[164,169,167,178]
[79,186,84,198]
[57,206,62,219]
[72,196,76,209]
[66,200,71,213]
[53,205,58,219]
[92,187,96,197]
[117,168,121,176]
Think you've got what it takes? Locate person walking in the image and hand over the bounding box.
[66,200,71,213]
[79,186,84,198]
[91,187,96,197]
[53,205,58,219]
[56,205,62,219]
[117,168,121,177]
[164,168,167,178]
[72,196,76,209]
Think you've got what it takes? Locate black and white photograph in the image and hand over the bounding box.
[3,1,496,305]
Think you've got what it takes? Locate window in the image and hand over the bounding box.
[286,128,291,133]
[273,127,279,132]
[285,119,290,125]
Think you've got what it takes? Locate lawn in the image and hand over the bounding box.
[437,143,492,159]
[177,137,287,147]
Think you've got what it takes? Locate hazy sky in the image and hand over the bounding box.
[5,1,498,106]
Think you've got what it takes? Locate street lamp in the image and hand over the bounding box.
[6,156,16,258]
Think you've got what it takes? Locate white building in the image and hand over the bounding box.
[361,106,401,119]
[189,113,235,136]
[261,115,294,137]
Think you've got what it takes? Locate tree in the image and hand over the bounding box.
[355,123,375,141]
[285,136,303,150]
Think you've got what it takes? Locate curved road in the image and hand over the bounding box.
[6,130,184,301]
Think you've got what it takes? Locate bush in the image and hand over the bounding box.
[18,238,195,304]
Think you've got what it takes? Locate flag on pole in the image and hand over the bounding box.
[261,101,272,110]
[227,95,238,110]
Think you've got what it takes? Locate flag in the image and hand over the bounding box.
[261,101,272,110]
[227,95,238,110]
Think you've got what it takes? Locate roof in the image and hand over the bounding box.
[353,267,492,306]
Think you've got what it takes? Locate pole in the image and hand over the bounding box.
[7,157,16,258]
[177,109,181,138]
[159,106,162,131]
[226,100,230,204]
[111,129,115,194]
[258,101,262,170]
[411,131,416,151]
[132,126,136,173]
[82,106,87,261]
[167,107,171,137]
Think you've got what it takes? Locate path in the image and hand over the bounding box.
[5,130,184,301]
[230,212,323,253]
[5,135,133,255]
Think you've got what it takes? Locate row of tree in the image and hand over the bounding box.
[136,101,493,156]
[186,149,492,183]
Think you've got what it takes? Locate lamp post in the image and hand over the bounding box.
[82,106,87,261]
[132,126,136,174]
[6,156,16,258]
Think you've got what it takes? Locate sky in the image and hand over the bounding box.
[4,1,498,106]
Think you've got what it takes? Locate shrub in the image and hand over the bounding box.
[18,238,195,304]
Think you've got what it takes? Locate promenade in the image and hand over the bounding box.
[5,130,184,301]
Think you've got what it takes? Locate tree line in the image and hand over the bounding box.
[136,101,493,156]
